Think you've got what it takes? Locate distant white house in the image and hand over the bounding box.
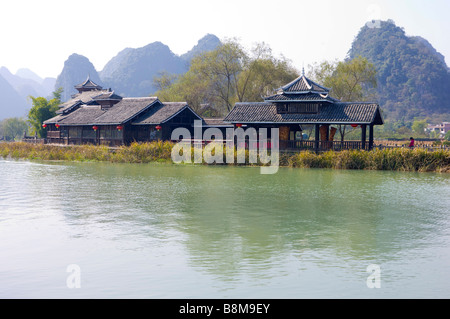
[426,122,450,137]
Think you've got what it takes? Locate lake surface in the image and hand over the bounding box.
[0,159,449,298]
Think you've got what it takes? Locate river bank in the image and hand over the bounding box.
[1,141,449,172]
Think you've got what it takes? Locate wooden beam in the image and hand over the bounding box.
[361,124,367,150]
[315,124,320,152]
[369,124,374,150]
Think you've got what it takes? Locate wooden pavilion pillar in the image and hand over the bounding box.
[315,124,320,152]
[369,124,374,150]
[361,124,367,150]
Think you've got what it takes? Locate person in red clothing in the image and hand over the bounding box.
[409,137,415,148]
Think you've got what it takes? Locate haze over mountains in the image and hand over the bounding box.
[56,33,221,102]
[0,67,56,119]
[0,34,221,120]
[1,23,449,123]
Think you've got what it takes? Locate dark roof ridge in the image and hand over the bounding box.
[336,101,378,105]
[74,75,102,89]
[279,75,330,93]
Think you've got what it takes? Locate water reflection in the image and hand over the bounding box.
[1,159,449,297]
[31,162,449,275]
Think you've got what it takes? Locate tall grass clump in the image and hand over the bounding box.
[1,142,449,172]
[285,148,450,172]
[112,141,174,163]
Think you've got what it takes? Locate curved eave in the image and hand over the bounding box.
[224,120,384,125]
[264,99,332,103]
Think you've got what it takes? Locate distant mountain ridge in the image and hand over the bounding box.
[53,34,221,102]
[3,27,449,123]
[99,41,187,98]
[0,34,221,119]
[99,34,221,98]
[0,67,56,120]
[55,53,104,102]
[348,20,450,122]
[0,73,29,120]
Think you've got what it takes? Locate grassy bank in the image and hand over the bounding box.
[0,141,174,163]
[1,141,450,172]
[284,149,450,172]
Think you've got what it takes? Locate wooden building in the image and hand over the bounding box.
[223,73,384,151]
[44,77,202,146]
[43,75,383,151]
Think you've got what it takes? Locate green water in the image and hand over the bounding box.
[0,159,449,298]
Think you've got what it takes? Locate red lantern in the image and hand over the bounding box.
[55,124,60,128]
[351,124,358,128]
[116,125,123,131]
[155,125,162,131]
[236,123,243,128]
[93,125,98,131]
[42,124,47,128]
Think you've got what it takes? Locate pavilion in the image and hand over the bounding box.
[223,73,384,151]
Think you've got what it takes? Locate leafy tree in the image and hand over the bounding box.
[0,117,29,141]
[236,42,298,102]
[310,56,377,102]
[28,88,63,137]
[411,119,428,136]
[308,56,378,141]
[153,71,178,92]
[153,39,298,116]
[193,39,245,112]
[445,130,450,141]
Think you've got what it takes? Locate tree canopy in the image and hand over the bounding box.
[153,39,298,117]
[28,88,63,138]
[308,56,378,141]
[0,117,28,141]
[308,56,377,102]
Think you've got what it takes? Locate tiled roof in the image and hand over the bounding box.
[57,90,114,114]
[279,75,330,94]
[95,97,159,125]
[264,92,339,103]
[48,106,106,126]
[223,102,383,125]
[132,102,201,125]
[43,113,67,124]
[202,118,233,127]
[46,97,159,126]
[74,76,103,90]
[92,90,122,101]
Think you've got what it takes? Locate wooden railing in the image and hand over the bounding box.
[281,140,370,151]
[22,136,46,144]
[46,131,61,139]
[174,139,369,151]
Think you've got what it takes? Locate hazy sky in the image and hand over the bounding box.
[1,0,449,79]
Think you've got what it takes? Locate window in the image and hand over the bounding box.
[277,104,288,114]
[276,103,319,114]
[82,127,96,139]
[69,127,81,138]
